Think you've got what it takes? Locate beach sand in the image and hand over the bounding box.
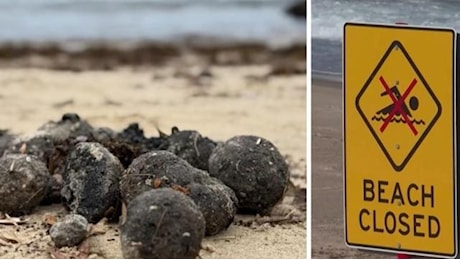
[0,63,306,258]
[311,78,393,259]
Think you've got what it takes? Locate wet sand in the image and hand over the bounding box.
[311,78,392,258]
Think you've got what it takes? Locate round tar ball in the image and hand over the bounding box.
[50,214,89,248]
[0,154,50,215]
[120,151,238,236]
[208,135,289,214]
[120,188,205,259]
[187,181,238,236]
[120,151,208,204]
[162,128,217,171]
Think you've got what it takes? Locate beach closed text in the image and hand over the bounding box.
[358,179,440,238]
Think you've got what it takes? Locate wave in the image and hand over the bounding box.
[371,115,425,125]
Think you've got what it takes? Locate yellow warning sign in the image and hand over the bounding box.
[344,22,456,257]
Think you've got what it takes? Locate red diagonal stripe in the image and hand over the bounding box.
[398,78,418,135]
[378,76,418,135]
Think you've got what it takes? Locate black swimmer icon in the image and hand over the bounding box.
[371,76,425,136]
[376,86,419,117]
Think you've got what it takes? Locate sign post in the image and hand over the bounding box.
[343,22,457,258]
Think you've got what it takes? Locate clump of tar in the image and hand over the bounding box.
[49,214,89,248]
[159,127,217,171]
[120,188,205,259]
[61,142,123,223]
[120,151,238,236]
[0,154,50,215]
[208,135,289,214]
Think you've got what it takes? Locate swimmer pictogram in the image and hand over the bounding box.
[371,76,425,136]
[355,40,441,171]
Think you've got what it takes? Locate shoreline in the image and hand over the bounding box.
[312,64,342,86]
[312,77,342,89]
[0,39,305,71]
[311,81,391,258]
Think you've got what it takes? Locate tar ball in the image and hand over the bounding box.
[0,154,50,216]
[4,113,94,168]
[120,151,238,236]
[61,142,123,223]
[50,214,89,248]
[187,180,238,236]
[208,135,289,214]
[37,113,94,141]
[5,133,55,164]
[161,127,217,171]
[120,188,205,259]
[120,151,208,204]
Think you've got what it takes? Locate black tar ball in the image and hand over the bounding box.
[208,135,289,214]
[0,154,50,216]
[61,142,123,223]
[120,151,208,204]
[120,151,238,236]
[161,127,217,171]
[187,180,238,236]
[120,188,205,259]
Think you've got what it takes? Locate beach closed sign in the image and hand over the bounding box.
[343,22,457,257]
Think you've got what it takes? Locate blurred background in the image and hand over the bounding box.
[0,0,306,71]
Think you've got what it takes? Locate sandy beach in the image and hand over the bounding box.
[311,78,392,259]
[0,57,306,258]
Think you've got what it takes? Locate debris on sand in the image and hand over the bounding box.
[209,135,290,214]
[0,112,303,258]
[0,154,50,216]
[120,151,208,204]
[187,181,238,236]
[120,188,205,259]
[160,127,217,171]
[120,151,238,236]
[61,142,123,223]
[50,214,89,248]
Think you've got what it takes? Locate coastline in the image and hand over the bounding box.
[312,76,342,89]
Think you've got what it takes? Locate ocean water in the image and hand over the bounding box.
[0,0,305,47]
[312,0,460,80]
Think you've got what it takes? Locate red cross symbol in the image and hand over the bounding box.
[379,76,418,135]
